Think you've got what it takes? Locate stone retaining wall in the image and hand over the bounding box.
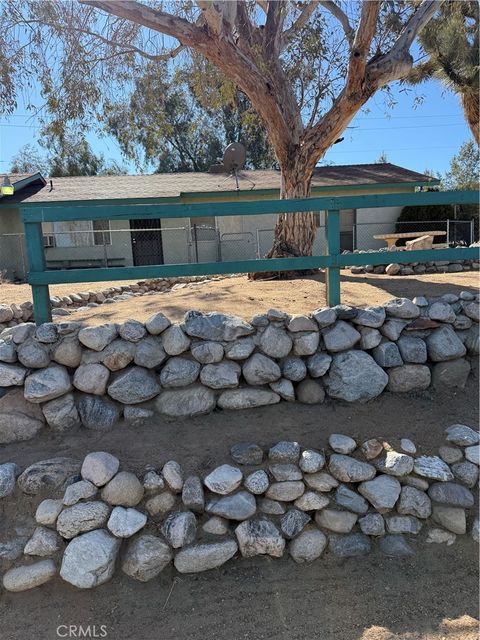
[346,244,480,276]
[0,274,235,327]
[0,293,478,445]
[0,426,478,591]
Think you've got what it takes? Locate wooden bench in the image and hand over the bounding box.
[373,230,446,249]
[46,258,126,270]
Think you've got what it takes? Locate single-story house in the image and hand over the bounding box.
[0,163,439,280]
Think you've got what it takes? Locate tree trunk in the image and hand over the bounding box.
[249,156,316,279]
[461,90,480,146]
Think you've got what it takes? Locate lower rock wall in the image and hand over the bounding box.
[0,274,235,327]
[0,427,478,591]
[0,293,478,444]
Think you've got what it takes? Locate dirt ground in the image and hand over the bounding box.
[0,374,478,640]
[2,270,477,325]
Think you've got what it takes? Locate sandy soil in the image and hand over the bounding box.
[0,375,478,640]
[1,270,477,326]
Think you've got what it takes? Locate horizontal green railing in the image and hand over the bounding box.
[20,189,479,325]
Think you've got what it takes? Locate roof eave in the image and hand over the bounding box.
[0,178,440,209]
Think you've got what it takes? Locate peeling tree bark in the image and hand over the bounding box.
[80,0,442,261]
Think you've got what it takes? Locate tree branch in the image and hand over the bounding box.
[346,0,382,96]
[265,1,285,55]
[318,1,354,45]
[282,1,319,47]
[79,0,209,48]
[367,0,443,87]
[80,0,299,165]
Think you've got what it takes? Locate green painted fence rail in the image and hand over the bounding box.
[20,190,479,325]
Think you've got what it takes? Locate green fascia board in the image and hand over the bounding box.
[179,179,440,200]
[21,189,480,223]
[27,246,479,286]
[7,178,439,211]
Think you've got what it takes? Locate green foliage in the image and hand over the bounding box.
[10,144,49,175]
[10,139,127,178]
[443,140,480,190]
[105,63,275,172]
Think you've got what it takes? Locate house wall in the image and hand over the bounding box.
[42,220,134,268]
[0,207,28,280]
[0,183,419,277]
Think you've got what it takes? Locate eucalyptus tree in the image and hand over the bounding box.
[2,0,441,256]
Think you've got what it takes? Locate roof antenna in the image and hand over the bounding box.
[214,143,255,191]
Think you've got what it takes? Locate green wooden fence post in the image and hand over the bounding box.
[325,209,341,306]
[24,220,52,325]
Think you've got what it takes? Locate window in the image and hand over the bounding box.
[51,220,111,247]
[92,220,111,245]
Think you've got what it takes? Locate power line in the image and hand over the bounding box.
[353,113,463,121]
[352,123,464,131]
[327,145,460,153]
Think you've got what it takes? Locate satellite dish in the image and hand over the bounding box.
[223,143,246,172]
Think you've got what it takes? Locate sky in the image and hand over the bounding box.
[0,67,471,178]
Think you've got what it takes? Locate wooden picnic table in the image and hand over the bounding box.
[373,230,446,249]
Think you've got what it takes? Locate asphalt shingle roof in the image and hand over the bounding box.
[4,163,437,205]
